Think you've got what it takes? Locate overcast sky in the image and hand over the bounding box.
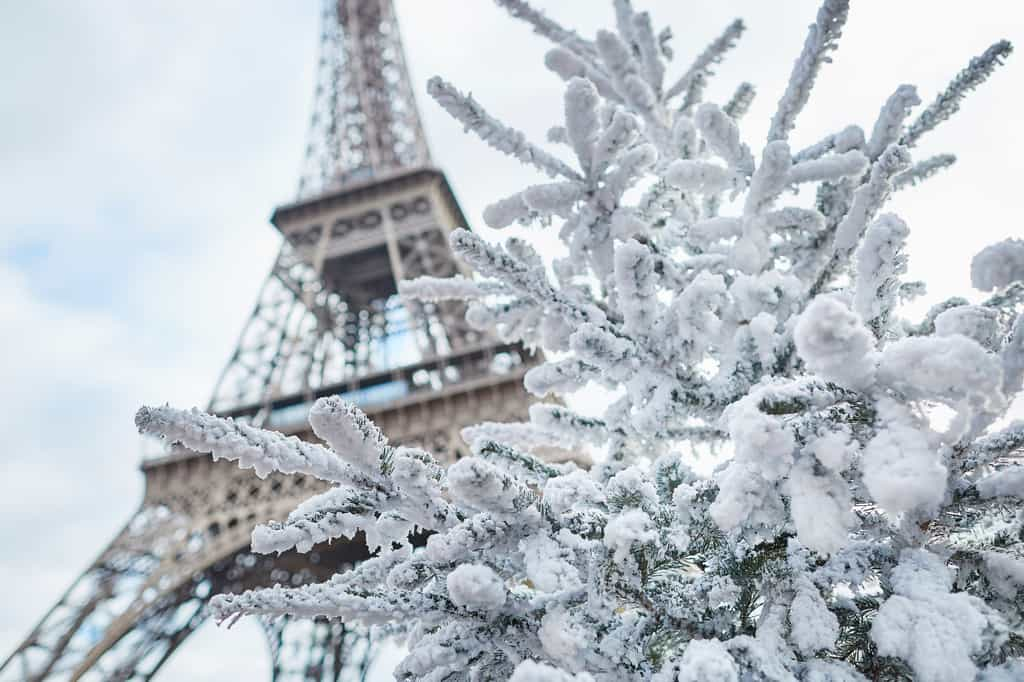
[1,1,1021,679]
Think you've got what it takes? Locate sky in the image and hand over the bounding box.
[0,1,1021,679]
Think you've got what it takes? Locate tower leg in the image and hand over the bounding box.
[263,617,373,682]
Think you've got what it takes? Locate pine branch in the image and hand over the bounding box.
[428,77,582,181]
[723,82,756,120]
[768,0,850,142]
[135,405,365,484]
[664,19,745,101]
[892,153,956,191]
[902,40,1013,148]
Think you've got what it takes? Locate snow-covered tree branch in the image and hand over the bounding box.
[140,2,1019,679]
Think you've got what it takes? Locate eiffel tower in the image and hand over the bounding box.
[1,1,537,680]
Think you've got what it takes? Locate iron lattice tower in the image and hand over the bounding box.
[1,2,537,680]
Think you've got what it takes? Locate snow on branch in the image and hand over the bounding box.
[695,102,753,173]
[631,11,665,94]
[787,149,868,186]
[596,29,656,114]
[794,295,877,390]
[792,125,864,163]
[523,358,603,396]
[767,0,850,142]
[449,228,607,325]
[665,159,738,195]
[831,144,911,257]
[461,421,566,453]
[963,421,1024,472]
[892,153,956,191]
[398,275,504,302]
[529,403,609,446]
[865,84,920,160]
[470,438,565,482]
[664,19,745,101]
[902,40,1013,148]
[308,397,387,477]
[970,238,1024,292]
[544,48,620,102]
[427,77,582,181]
[853,213,909,335]
[564,78,601,175]
[250,486,377,555]
[135,405,356,483]
[723,81,756,120]
[494,0,597,60]
[210,578,445,625]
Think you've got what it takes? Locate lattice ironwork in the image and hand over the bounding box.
[262,617,374,681]
[298,0,432,198]
[0,453,373,682]
[207,168,484,425]
[0,1,542,679]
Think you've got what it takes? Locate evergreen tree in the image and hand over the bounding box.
[138,2,1021,679]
